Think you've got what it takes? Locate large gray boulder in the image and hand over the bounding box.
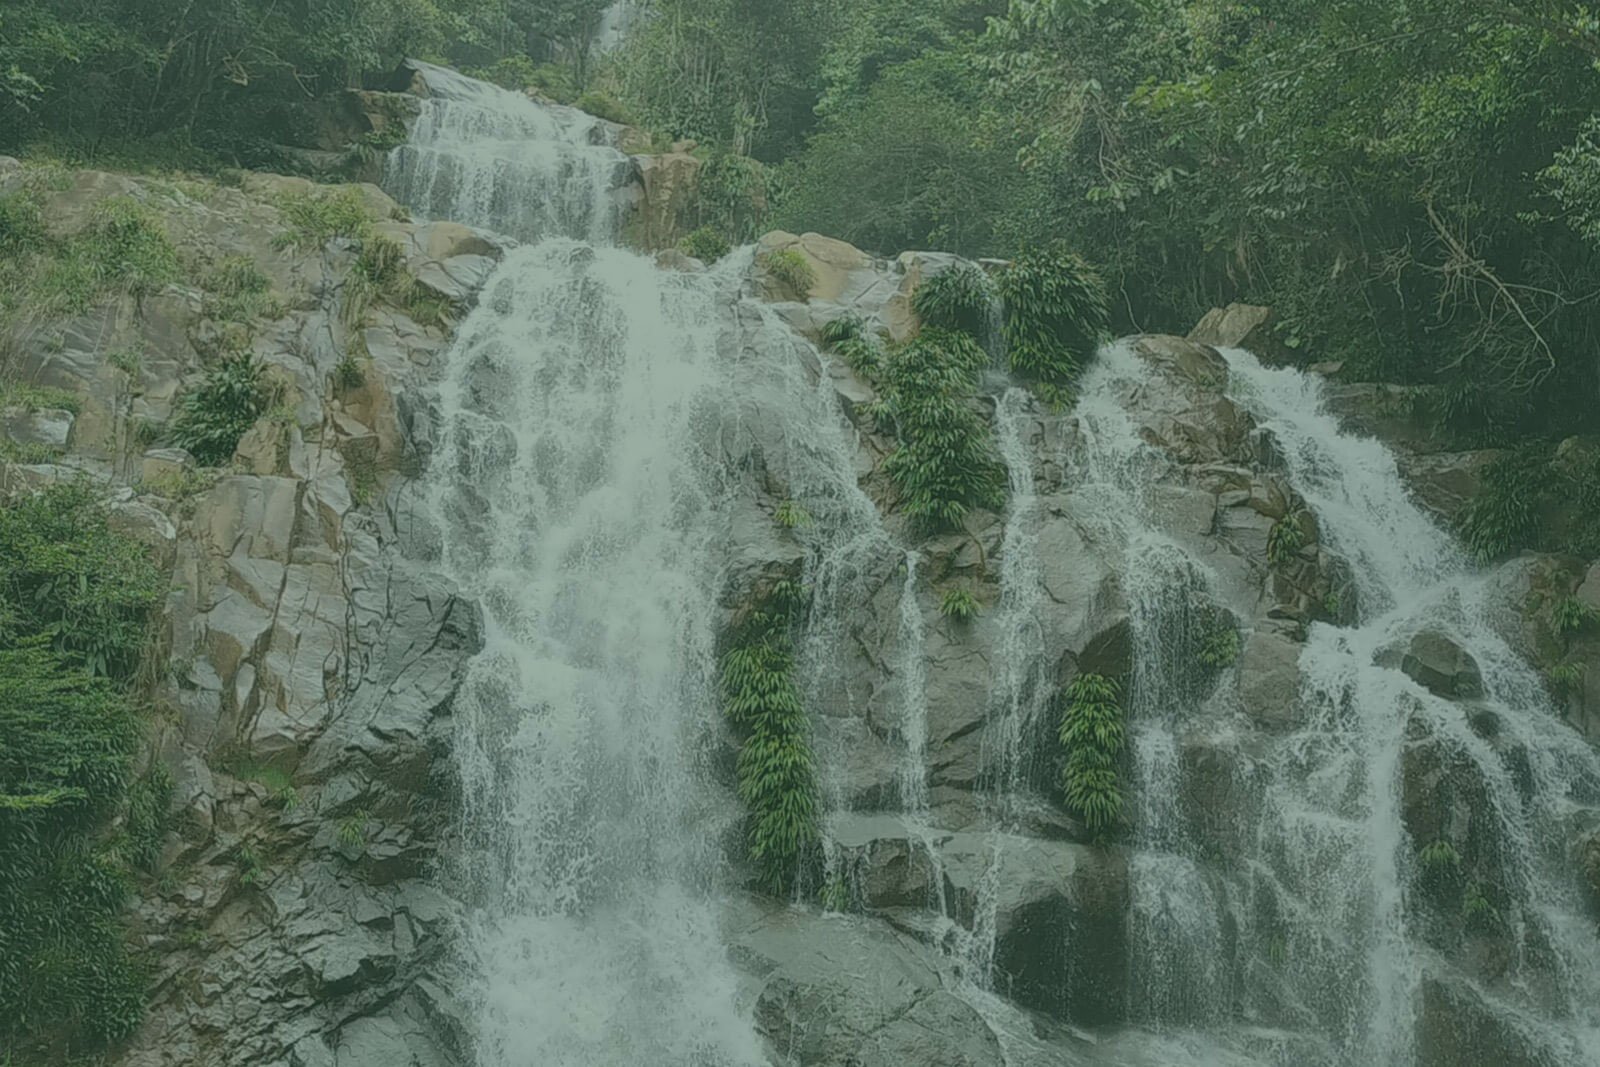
[1381,630,1484,700]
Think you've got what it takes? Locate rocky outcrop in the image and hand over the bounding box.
[1,164,491,1065]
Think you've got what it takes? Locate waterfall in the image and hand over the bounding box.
[384,61,629,244]
[1220,347,1600,1064]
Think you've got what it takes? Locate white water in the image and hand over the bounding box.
[384,62,628,244]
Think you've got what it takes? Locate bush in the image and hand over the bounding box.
[940,587,979,621]
[720,582,819,894]
[762,247,816,296]
[819,314,864,348]
[205,255,278,323]
[171,353,268,465]
[274,187,373,250]
[0,483,162,679]
[0,484,162,1055]
[913,262,994,338]
[1266,508,1309,565]
[998,249,1108,401]
[574,89,635,127]
[878,328,1004,530]
[1553,597,1600,636]
[679,225,731,264]
[9,195,182,317]
[1058,672,1124,836]
[1459,448,1549,562]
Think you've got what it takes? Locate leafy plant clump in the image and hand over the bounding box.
[720,581,819,894]
[774,499,811,529]
[913,262,995,338]
[171,353,269,465]
[0,486,163,1055]
[1553,596,1600,636]
[763,247,816,296]
[878,328,1005,531]
[1267,508,1309,565]
[997,249,1108,403]
[940,586,979,622]
[274,187,373,250]
[819,314,864,348]
[1197,620,1240,669]
[680,225,731,264]
[1459,448,1550,562]
[1058,672,1125,837]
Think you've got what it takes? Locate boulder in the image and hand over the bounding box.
[628,150,702,250]
[1381,630,1484,700]
[1188,304,1288,362]
[2,405,73,450]
[939,834,1129,1024]
[755,231,873,303]
[1416,972,1565,1067]
[1396,450,1503,524]
[142,447,198,485]
[730,903,1006,1067]
[1238,625,1304,727]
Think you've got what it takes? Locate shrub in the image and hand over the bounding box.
[171,353,268,465]
[1267,508,1309,565]
[1550,662,1586,696]
[1552,596,1599,636]
[1197,620,1240,668]
[997,249,1108,400]
[10,196,182,317]
[940,587,979,621]
[913,262,994,338]
[206,255,278,323]
[819,314,864,348]
[274,187,373,250]
[679,225,731,264]
[333,354,366,391]
[574,90,635,127]
[1459,448,1550,562]
[1058,673,1124,836]
[774,500,810,529]
[762,247,816,296]
[0,483,162,679]
[836,336,883,377]
[720,582,819,894]
[879,329,1005,530]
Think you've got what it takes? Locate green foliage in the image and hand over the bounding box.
[1419,839,1461,873]
[274,187,373,251]
[0,380,79,414]
[0,486,160,1056]
[0,483,162,679]
[1550,662,1586,696]
[774,500,810,529]
[939,586,979,622]
[205,255,280,324]
[1459,449,1551,562]
[720,584,819,894]
[574,89,634,126]
[878,329,1005,531]
[818,314,864,349]
[913,263,994,338]
[998,249,1109,399]
[334,354,367,391]
[1057,672,1124,836]
[1552,597,1600,637]
[1461,880,1499,929]
[695,151,783,243]
[762,248,815,296]
[1197,619,1239,669]
[679,225,732,264]
[336,810,370,851]
[1267,508,1309,565]
[836,336,883,377]
[171,354,269,465]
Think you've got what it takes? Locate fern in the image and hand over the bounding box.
[940,587,979,622]
[1057,673,1125,835]
[1267,508,1309,564]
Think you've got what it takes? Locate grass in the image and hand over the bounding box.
[0,380,79,413]
[1553,596,1600,636]
[940,587,980,622]
[763,247,816,297]
[273,187,373,251]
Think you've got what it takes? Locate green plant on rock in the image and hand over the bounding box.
[0,380,79,414]
[940,586,979,622]
[1553,597,1600,636]
[1419,839,1461,873]
[913,263,995,338]
[763,247,816,296]
[274,187,373,251]
[1197,620,1240,669]
[836,335,883,377]
[333,353,366,391]
[997,249,1108,401]
[679,226,731,264]
[1267,508,1309,565]
[0,483,162,679]
[574,89,635,126]
[123,764,174,872]
[336,810,370,852]
[171,353,268,465]
[879,328,1004,531]
[774,499,811,529]
[1550,662,1586,696]
[819,314,864,348]
[1461,880,1499,928]
[720,582,820,895]
[1459,448,1551,562]
[1057,672,1125,836]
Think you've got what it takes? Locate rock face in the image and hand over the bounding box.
[1381,631,1485,699]
[0,164,488,1065]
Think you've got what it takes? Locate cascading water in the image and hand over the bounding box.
[1219,347,1600,1064]
[384,62,628,244]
